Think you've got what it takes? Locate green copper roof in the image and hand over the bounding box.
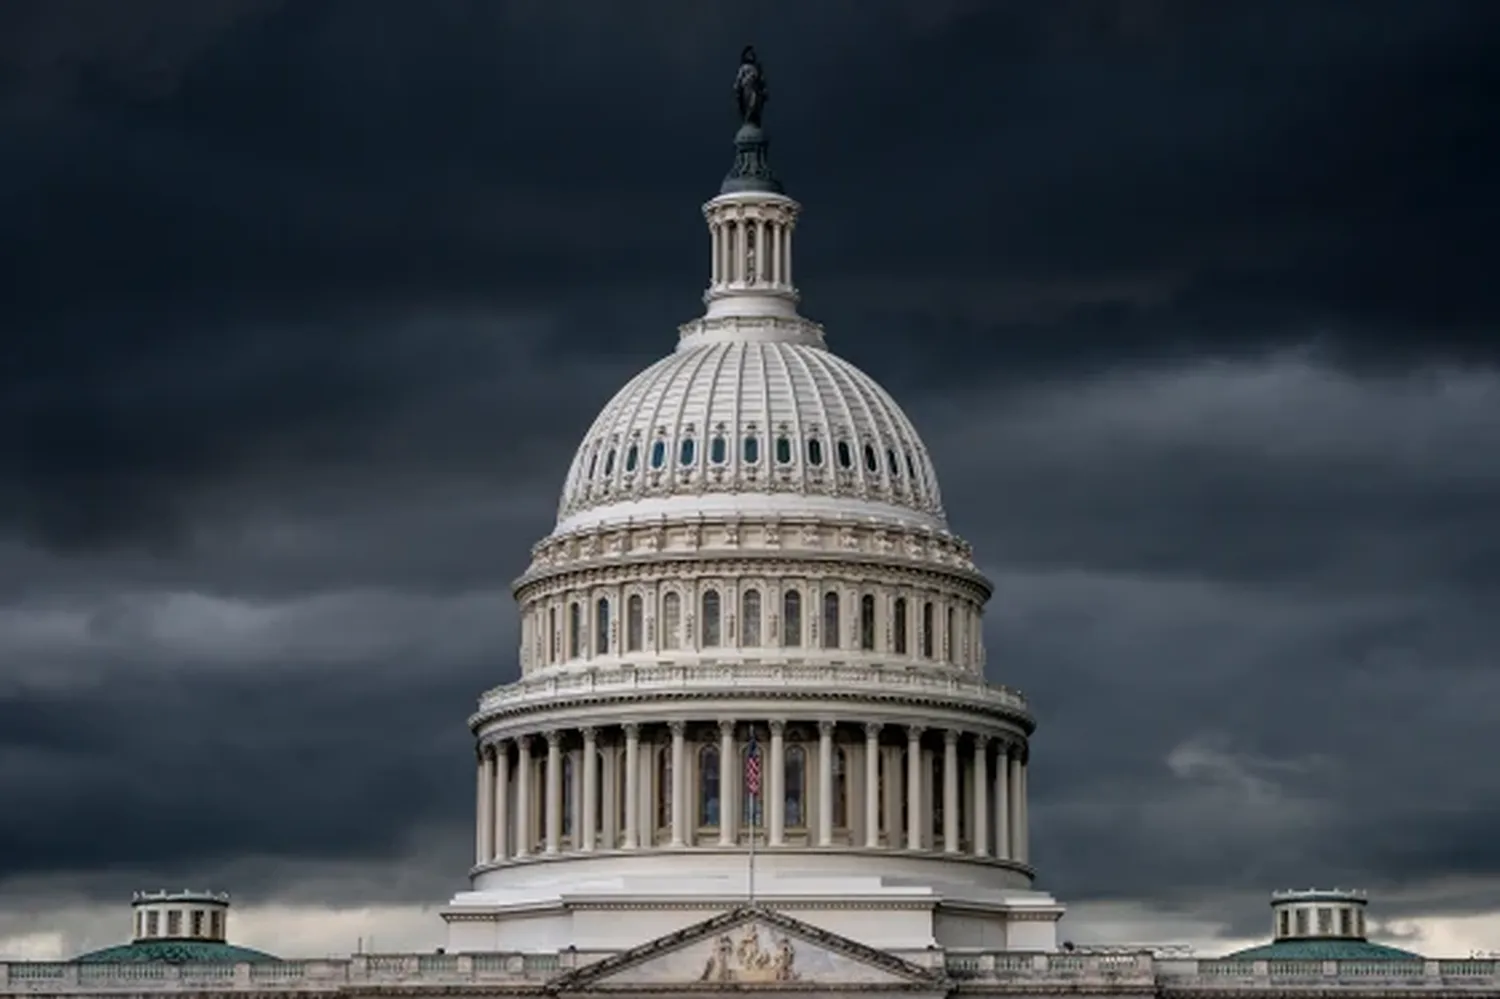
[72,940,278,964]
[1221,938,1425,961]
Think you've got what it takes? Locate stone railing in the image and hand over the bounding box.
[475,662,1029,721]
[3,954,1495,994]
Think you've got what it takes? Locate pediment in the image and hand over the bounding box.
[550,906,942,992]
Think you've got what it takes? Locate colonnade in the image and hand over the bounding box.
[709,214,793,289]
[474,719,1029,868]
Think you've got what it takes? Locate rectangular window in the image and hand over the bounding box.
[1294,910,1308,936]
[191,911,204,937]
[166,910,182,937]
[210,910,223,939]
[146,912,159,937]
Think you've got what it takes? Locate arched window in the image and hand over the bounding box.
[699,745,720,827]
[741,589,762,647]
[806,438,824,467]
[709,436,727,464]
[782,590,802,647]
[701,589,722,647]
[650,439,666,469]
[893,597,908,655]
[775,435,792,464]
[864,443,879,472]
[836,440,853,468]
[604,448,616,476]
[832,748,848,827]
[679,437,696,466]
[656,746,673,831]
[662,592,682,650]
[860,594,876,651]
[595,598,610,655]
[930,752,945,840]
[568,602,582,659]
[785,743,807,827]
[905,452,917,479]
[561,752,578,838]
[887,449,899,477]
[921,601,935,658]
[822,591,841,649]
[946,606,956,663]
[549,606,559,663]
[743,435,760,464]
[625,443,639,472]
[626,595,643,652]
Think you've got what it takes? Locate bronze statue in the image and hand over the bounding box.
[734,46,768,127]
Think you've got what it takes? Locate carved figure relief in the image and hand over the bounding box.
[698,925,799,983]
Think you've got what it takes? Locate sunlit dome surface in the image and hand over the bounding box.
[554,337,948,535]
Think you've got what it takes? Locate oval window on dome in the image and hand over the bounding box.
[680,438,696,466]
[775,435,792,465]
[650,440,666,469]
[864,443,878,472]
[626,443,639,472]
[887,449,899,476]
[807,438,824,467]
[709,436,727,464]
[905,451,916,479]
[743,435,760,464]
[587,450,599,479]
[604,448,616,476]
[836,440,853,469]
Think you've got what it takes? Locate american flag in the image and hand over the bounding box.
[744,729,762,796]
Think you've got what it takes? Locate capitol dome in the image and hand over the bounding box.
[445,51,1059,960]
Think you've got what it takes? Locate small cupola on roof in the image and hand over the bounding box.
[72,890,277,964]
[1220,889,1424,962]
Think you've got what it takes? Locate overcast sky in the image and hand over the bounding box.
[2,0,1498,962]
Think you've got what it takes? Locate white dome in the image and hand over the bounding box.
[554,334,947,535]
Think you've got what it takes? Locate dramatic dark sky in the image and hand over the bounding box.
[2,0,1499,958]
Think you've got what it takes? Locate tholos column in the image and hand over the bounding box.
[493,740,509,861]
[906,726,923,850]
[544,731,562,855]
[993,742,1009,861]
[863,723,881,848]
[1008,748,1024,862]
[581,727,598,852]
[718,720,736,846]
[972,735,989,858]
[1018,751,1030,863]
[623,724,640,849]
[514,736,532,858]
[475,750,491,866]
[768,720,786,846]
[817,721,834,846]
[670,721,687,847]
[943,730,960,854]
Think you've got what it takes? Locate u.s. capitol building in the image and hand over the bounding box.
[5,51,1493,999]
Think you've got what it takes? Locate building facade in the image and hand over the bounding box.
[3,52,1493,999]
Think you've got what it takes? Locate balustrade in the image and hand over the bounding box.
[472,719,1029,866]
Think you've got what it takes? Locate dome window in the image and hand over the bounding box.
[650,440,666,469]
[887,449,899,476]
[587,451,599,479]
[679,437,696,466]
[709,436,727,464]
[864,444,878,472]
[743,435,760,464]
[626,443,640,472]
[905,451,917,480]
[775,435,792,465]
[604,448,616,476]
[836,441,853,469]
[806,438,824,467]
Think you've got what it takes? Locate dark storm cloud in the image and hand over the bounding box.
[0,0,1498,948]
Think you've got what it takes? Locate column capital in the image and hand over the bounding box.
[944,728,960,746]
[669,720,687,737]
[623,722,640,739]
[545,730,562,748]
[864,721,883,739]
[906,724,925,741]
[718,718,736,735]
[818,719,836,737]
[768,719,786,736]
[516,734,533,751]
[974,732,992,749]
[580,726,597,742]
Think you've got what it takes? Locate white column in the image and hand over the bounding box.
[623,724,640,849]
[475,750,490,866]
[994,742,1011,861]
[863,723,881,848]
[735,218,747,285]
[817,720,834,847]
[514,736,532,858]
[581,727,598,852]
[718,719,736,846]
[768,720,786,846]
[972,735,989,858]
[544,731,562,855]
[943,730,960,854]
[670,721,687,847]
[906,726,923,850]
[755,219,767,283]
[710,221,721,286]
[1007,747,1023,862]
[493,741,509,861]
[767,221,780,286]
[783,223,793,286]
[1017,749,1030,863]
